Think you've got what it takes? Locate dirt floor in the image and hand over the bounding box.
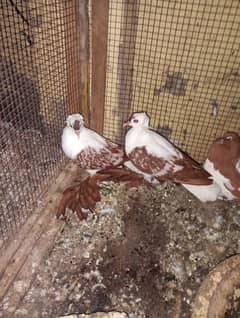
[1,180,240,318]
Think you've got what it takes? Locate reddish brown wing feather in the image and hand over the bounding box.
[77,143,124,170]
[98,167,152,188]
[105,141,129,164]
[207,135,240,200]
[128,146,212,185]
[105,140,122,153]
[56,175,105,220]
[56,167,151,220]
[173,154,212,185]
[56,187,77,219]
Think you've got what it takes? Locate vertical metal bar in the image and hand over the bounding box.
[91,0,109,133]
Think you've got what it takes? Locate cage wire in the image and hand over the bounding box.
[104,0,240,162]
[0,0,81,244]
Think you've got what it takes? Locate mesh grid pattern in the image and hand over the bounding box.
[0,0,78,243]
[104,0,240,162]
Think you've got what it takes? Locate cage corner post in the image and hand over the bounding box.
[65,0,90,124]
[91,0,109,133]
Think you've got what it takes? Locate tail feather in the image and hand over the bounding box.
[98,167,152,187]
[78,194,91,209]
[75,204,86,221]
[56,167,151,221]
[81,189,99,207]
[56,187,76,219]
[56,176,103,220]
[68,198,80,214]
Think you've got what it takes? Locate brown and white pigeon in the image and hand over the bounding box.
[124,112,222,202]
[58,113,149,220]
[61,113,125,174]
[204,131,240,202]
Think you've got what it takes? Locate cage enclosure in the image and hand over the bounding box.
[0,0,240,317]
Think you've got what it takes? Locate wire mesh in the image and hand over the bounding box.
[0,0,80,244]
[104,0,240,162]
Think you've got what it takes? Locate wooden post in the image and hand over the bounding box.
[91,0,109,133]
[65,0,89,125]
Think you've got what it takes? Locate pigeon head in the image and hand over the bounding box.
[222,131,240,141]
[124,112,150,128]
[66,113,84,133]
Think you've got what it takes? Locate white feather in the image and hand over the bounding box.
[125,126,180,159]
[87,169,100,175]
[172,163,184,173]
[204,159,235,200]
[155,162,172,177]
[61,125,107,160]
[236,159,240,173]
[182,182,222,202]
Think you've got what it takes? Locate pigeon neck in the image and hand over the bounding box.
[132,124,148,130]
[125,125,148,154]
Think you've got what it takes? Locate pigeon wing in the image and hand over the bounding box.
[77,143,124,170]
[128,146,212,185]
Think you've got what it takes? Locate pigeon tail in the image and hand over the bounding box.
[56,167,151,221]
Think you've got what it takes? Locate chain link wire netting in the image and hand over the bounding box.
[0,0,81,244]
[104,0,240,161]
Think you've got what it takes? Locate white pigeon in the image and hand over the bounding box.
[61,113,125,174]
[124,112,222,202]
[59,113,152,221]
[204,131,240,202]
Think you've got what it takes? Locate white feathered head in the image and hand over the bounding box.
[66,113,84,130]
[124,112,150,128]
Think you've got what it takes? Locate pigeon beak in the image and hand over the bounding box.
[72,120,82,136]
[73,120,81,130]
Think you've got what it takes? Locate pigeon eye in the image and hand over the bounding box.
[133,119,139,123]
